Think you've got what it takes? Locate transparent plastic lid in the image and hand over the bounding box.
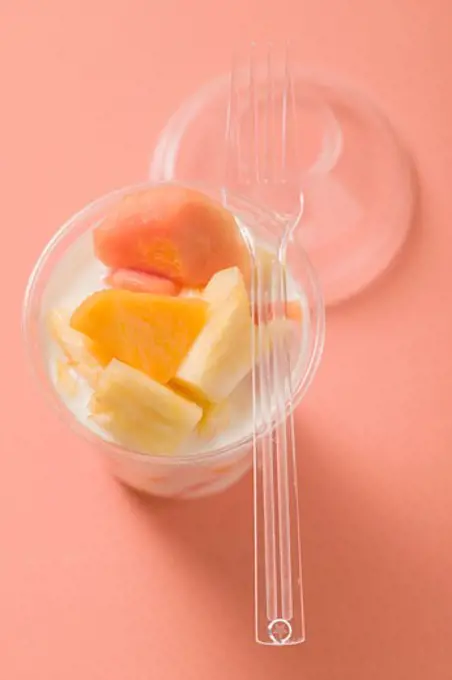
[149,64,415,305]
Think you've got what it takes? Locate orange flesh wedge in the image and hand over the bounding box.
[70,289,208,384]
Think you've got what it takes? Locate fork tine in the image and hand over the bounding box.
[281,43,298,184]
[263,43,273,183]
[281,44,289,180]
[249,43,259,185]
[225,52,239,186]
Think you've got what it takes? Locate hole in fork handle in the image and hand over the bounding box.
[268,618,293,645]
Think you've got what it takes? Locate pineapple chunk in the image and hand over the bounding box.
[197,400,231,440]
[55,358,79,398]
[173,267,253,404]
[90,359,202,455]
[48,309,102,388]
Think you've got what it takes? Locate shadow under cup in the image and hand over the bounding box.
[23,182,325,499]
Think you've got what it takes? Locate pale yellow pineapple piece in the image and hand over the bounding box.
[48,309,102,388]
[55,358,79,398]
[90,359,202,455]
[173,267,253,404]
[197,400,231,441]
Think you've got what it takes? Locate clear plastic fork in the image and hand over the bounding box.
[224,44,306,645]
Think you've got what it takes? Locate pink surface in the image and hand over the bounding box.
[1,2,452,678]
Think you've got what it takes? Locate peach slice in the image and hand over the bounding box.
[70,289,208,384]
[105,268,181,296]
[93,185,250,288]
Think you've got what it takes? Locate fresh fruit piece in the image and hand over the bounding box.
[90,359,202,455]
[93,184,250,288]
[105,268,181,296]
[70,289,208,384]
[197,400,231,440]
[173,267,253,404]
[48,309,102,388]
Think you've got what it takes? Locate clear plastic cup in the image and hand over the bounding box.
[23,182,325,499]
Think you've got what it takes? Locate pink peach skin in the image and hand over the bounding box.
[105,268,181,295]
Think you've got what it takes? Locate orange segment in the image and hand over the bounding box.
[70,289,208,384]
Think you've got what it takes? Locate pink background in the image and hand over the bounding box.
[2,2,452,678]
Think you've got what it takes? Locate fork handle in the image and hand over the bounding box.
[253,404,305,645]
